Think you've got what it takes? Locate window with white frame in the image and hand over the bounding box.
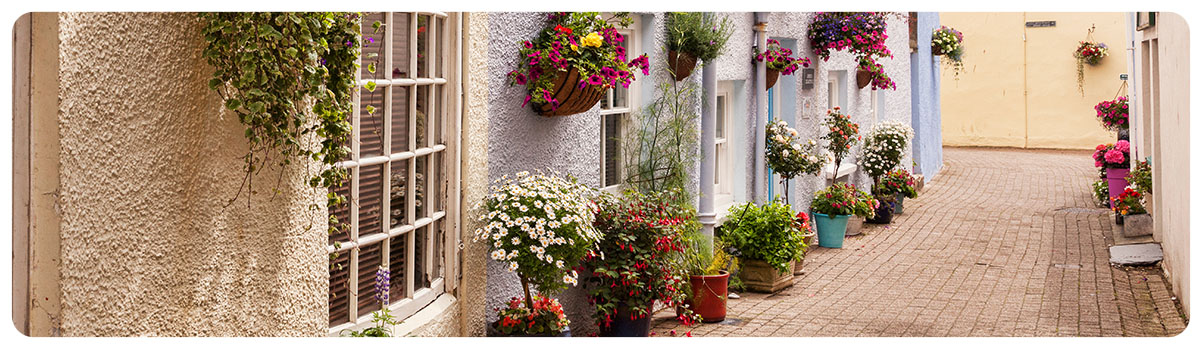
[599,17,639,190]
[827,72,842,110]
[328,12,459,332]
[714,90,731,198]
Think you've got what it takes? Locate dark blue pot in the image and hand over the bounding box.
[599,305,653,337]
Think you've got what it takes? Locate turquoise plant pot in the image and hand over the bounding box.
[813,212,849,249]
[894,196,905,215]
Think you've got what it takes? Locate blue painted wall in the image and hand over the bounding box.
[910,12,944,181]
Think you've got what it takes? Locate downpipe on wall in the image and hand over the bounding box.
[753,13,768,204]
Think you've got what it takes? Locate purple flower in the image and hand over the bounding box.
[374,265,390,305]
[587,74,603,85]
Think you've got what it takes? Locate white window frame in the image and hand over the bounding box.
[599,15,641,192]
[715,90,731,197]
[827,72,842,110]
[328,11,461,335]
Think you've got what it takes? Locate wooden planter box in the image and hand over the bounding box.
[531,66,606,117]
[739,259,794,293]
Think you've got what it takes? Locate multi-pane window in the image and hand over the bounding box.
[328,12,458,332]
[714,92,730,196]
[599,21,637,189]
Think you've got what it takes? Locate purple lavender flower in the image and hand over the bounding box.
[374,265,390,305]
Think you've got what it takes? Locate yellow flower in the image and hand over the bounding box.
[570,44,579,52]
[581,32,604,47]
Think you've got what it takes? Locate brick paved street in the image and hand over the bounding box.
[651,147,1187,337]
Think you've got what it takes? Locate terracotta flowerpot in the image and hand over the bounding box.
[855,68,871,89]
[688,272,729,323]
[531,66,606,117]
[668,50,698,81]
[765,68,781,90]
[739,259,794,293]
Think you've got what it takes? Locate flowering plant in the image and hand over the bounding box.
[584,189,699,328]
[1112,188,1147,216]
[492,294,569,335]
[811,183,877,218]
[821,107,861,177]
[1092,141,1130,169]
[1127,159,1152,194]
[755,38,811,75]
[1091,180,1109,207]
[473,170,603,310]
[666,12,733,63]
[931,26,965,76]
[719,200,808,273]
[766,120,825,203]
[858,120,913,180]
[857,56,897,90]
[1074,41,1109,65]
[508,12,650,112]
[1095,96,1129,131]
[873,169,919,200]
[807,12,892,62]
[342,266,399,337]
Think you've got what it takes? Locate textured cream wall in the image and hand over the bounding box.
[941,12,1127,149]
[458,11,491,337]
[54,12,327,336]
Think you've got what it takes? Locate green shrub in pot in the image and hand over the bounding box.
[718,200,807,273]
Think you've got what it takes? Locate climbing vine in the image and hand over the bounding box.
[199,13,361,249]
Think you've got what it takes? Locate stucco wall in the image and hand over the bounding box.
[910,12,944,180]
[479,12,917,334]
[458,11,492,337]
[54,12,327,336]
[940,12,1128,150]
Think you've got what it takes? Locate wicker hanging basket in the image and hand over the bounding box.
[668,50,698,81]
[765,68,781,90]
[531,66,606,117]
[855,68,871,89]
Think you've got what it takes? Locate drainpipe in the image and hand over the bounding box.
[753,12,768,204]
[699,22,717,240]
[1125,12,1140,160]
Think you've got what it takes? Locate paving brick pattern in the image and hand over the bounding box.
[650,147,1187,337]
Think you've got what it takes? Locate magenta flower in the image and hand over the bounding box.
[1104,149,1126,164]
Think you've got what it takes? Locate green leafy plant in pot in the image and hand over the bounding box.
[584,188,699,336]
[680,232,740,323]
[811,183,876,248]
[472,171,603,336]
[665,12,732,81]
[718,200,806,293]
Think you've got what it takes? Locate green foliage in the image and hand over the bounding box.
[585,188,700,327]
[199,12,359,247]
[623,79,700,205]
[718,200,807,273]
[874,169,918,200]
[341,308,399,337]
[1091,179,1110,208]
[681,231,738,277]
[665,12,733,62]
[1127,159,1152,194]
[811,183,876,218]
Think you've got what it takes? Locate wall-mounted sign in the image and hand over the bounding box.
[1025,21,1056,28]
[1120,74,1129,81]
[801,68,815,90]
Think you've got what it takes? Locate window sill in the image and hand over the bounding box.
[328,292,457,337]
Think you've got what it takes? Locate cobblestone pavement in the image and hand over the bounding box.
[650,147,1187,337]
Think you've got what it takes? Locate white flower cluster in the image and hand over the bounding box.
[471,171,599,286]
[858,121,914,178]
[766,120,826,178]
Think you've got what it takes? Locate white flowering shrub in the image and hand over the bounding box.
[766,120,826,179]
[473,171,603,293]
[857,120,913,181]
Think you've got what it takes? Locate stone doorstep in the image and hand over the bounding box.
[1109,243,1163,266]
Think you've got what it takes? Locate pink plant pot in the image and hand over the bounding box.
[1105,167,1130,209]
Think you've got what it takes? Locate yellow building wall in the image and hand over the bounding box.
[941,12,1129,149]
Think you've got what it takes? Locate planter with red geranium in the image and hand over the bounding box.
[881,169,919,215]
[719,200,807,293]
[811,183,876,248]
[665,12,732,81]
[508,12,650,117]
[584,188,699,336]
[1112,188,1152,237]
[1093,141,1131,209]
[473,171,604,337]
[792,212,815,275]
[755,38,811,90]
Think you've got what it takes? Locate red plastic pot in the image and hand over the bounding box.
[688,271,729,323]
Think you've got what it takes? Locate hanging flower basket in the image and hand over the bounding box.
[855,67,871,89]
[667,50,698,81]
[531,67,607,117]
[765,68,781,90]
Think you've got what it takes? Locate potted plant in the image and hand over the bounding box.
[665,12,732,81]
[1127,159,1153,215]
[1113,188,1152,237]
[1092,179,1110,208]
[585,189,698,336]
[1095,96,1129,131]
[791,211,815,275]
[931,26,965,77]
[811,183,876,248]
[880,169,919,215]
[490,294,571,337]
[508,12,650,117]
[822,107,860,182]
[755,38,810,90]
[719,200,806,293]
[1073,40,1109,91]
[1093,141,1131,209]
[680,235,739,323]
[472,170,604,336]
[766,119,826,204]
[858,121,913,182]
[856,56,896,90]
